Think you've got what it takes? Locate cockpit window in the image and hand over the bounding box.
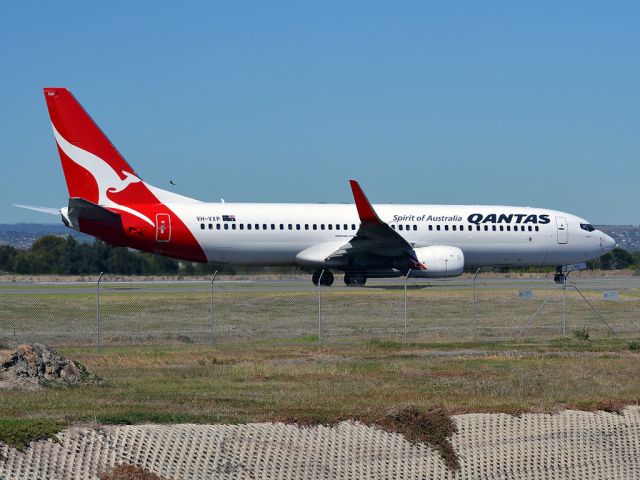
[580,223,595,232]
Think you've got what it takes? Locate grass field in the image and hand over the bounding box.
[1,277,640,346]
[2,338,640,430]
[2,277,640,453]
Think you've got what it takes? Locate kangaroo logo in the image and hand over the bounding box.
[53,125,154,226]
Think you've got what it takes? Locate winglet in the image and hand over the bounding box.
[349,180,383,225]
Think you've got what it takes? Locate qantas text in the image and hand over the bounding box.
[392,213,551,224]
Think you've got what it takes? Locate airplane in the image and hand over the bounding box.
[25,87,615,286]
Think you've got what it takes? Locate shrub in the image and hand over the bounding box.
[573,327,590,341]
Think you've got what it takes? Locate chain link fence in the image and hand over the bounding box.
[1,274,639,348]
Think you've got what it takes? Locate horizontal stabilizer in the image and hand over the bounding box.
[67,197,121,224]
[13,204,60,215]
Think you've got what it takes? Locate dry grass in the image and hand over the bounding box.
[375,404,458,471]
[99,464,165,480]
[3,276,640,346]
[1,339,638,422]
[1,339,639,466]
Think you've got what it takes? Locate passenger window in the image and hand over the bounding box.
[413,225,417,231]
[262,224,266,230]
[200,223,205,230]
[296,224,300,230]
[352,224,356,230]
[288,224,292,230]
[232,224,236,230]
[207,224,212,230]
[336,224,340,230]
[344,224,348,230]
[445,225,449,231]
[398,225,403,231]
[240,224,244,230]
[484,225,488,231]
[217,224,221,230]
[528,225,533,232]
[271,224,275,230]
[452,225,457,231]
[313,224,317,230]
[499,226,504,231]
[305,224,309,230]
[468,225,472,231]
[535,226,539,232]
[255,224,259,230]
[328,224,333,230]
[280,224,284,230]
[392,225,397,230]
[247,224,251,230]
[224,224,229,230]
[436,225,441,231]
[321,224,325,230]
[428,225,433,231]
[492,225,496,231]
[406,225,410,231]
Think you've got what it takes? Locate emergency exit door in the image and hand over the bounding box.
[156,213,171,242]
[556,217,568,244]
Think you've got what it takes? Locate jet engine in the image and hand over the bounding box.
[410,245,464,278]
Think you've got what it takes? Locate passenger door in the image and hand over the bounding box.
[556,217,568,244]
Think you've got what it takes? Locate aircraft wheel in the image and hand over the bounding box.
[554,273,566,284]
[344,273,366,287]
[312,270,334,286]
[321,271,334,287]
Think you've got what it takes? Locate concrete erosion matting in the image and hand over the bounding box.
[1,407,639,479]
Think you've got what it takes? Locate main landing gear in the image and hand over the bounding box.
[312,270,334,286]
[344,272,367,287]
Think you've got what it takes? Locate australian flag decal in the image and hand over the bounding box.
[222,215,236,221]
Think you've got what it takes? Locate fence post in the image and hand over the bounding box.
[563,273,568,336]
[472,268,480,339]
[317,270,325,344]
[96,271,104,353]
[211,270,218,347]
[404,271,411,343]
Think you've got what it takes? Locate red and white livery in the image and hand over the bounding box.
[37,88,615,286]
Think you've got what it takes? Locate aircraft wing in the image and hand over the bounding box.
[323,180,425,271]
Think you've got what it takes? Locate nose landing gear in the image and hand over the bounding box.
[554,266,566,284]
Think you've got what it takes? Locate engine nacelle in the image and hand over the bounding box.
[411,245,464,278]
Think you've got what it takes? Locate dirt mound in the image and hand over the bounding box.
[0,343,101,390]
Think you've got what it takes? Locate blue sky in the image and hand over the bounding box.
[1,1,638,224]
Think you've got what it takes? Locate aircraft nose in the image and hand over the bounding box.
[602,234,616,252]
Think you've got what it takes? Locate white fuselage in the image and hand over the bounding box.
[170,202,613,268]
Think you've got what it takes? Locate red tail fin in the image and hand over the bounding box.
[43,88,144,204]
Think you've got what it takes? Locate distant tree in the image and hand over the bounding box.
[0,234,294,275]
[13,236,67,273]
[0,245,17,272]
[589,247,637,270]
